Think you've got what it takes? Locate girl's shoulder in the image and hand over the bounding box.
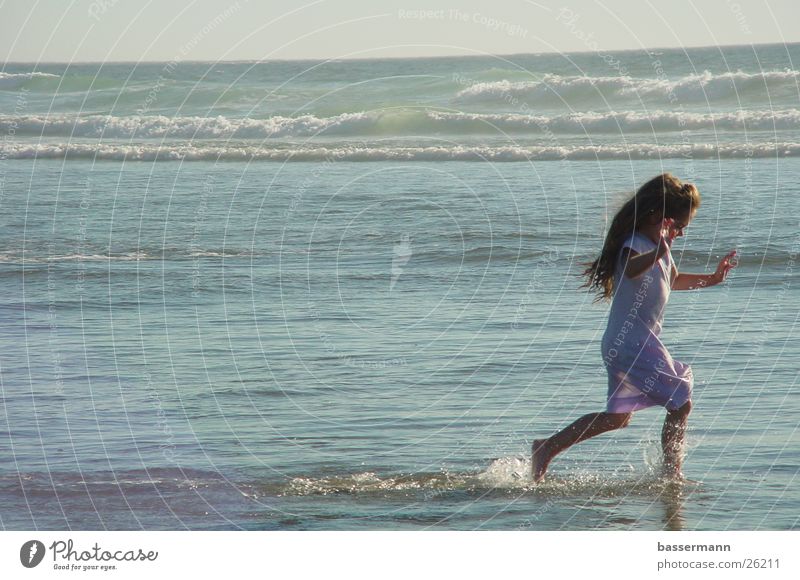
[621,230,655,254]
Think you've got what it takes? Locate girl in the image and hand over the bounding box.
[531,173,737,483]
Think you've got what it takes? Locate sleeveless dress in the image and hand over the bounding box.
[600,232,693,413]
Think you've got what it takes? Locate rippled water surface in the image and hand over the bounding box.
[2,44,799,529]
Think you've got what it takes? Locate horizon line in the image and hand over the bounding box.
[4,39,799,66]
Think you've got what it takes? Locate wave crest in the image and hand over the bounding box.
[3,141,798,161]
[0,71,60,89]
[4,107,800,141]
[456,70,800,104]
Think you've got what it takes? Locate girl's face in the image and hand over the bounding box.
[666,209,696,240]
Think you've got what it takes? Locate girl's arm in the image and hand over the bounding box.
[671,250,737,290]
[621,237,670,279]
[671,271,720,290]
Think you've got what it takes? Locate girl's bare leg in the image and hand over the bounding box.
[662,401,692,479]
[531,411,632,482]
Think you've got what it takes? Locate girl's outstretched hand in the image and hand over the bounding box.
[715,250,738,283]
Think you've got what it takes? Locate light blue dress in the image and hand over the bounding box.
[601,231,693,413]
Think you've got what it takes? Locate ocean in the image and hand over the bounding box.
[1,43,798,530]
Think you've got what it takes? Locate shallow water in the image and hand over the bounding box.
[1,156,797,530]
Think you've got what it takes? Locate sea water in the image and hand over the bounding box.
[1,43,798,530]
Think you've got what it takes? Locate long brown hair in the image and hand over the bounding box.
[582,173,701,301]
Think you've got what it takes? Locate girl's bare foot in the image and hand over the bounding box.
[531,439,550,483]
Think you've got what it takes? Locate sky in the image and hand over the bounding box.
[1,0,799,62]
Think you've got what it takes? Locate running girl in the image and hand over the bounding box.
[531,173,737,483]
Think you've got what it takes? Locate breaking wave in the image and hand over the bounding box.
[0,71,60,89]
[456,70,800,104]
[3,141,798,161]
[4,108,800,140]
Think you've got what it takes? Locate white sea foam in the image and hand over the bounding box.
[0,252,150,263]
[456,70,800,103]
[0,112,374,139]
[0,72,60,89]
[0,249,260,263]
[3,108,800,141]
[427,109,800,133]
[3,141,798,161]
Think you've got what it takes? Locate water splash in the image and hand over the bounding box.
[270,456,700,498]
